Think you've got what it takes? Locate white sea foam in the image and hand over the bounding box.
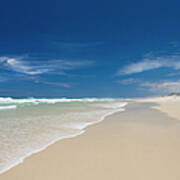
[0,99,128,175]
[94,102,128,109]
[0,97,117,106]
[0,105,17,110]
[0,131,85,175]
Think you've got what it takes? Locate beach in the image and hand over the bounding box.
[1,98,180,179]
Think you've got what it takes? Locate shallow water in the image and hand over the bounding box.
[0,97,127,174]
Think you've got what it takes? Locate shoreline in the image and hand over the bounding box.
[1,99,180,179]
[0,102,128,175]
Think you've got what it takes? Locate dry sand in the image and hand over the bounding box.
[140,96,180,120]
[1,100,180,180]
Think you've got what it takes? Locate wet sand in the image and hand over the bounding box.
[1,101,180,180]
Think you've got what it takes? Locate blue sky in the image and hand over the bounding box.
[1,0,180,97]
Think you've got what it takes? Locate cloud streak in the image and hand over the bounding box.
[117,77,180,94]
[0,56,93,75]
[140,81,180,94]
[117,78,140,85]
[117,56,180,75]
[38,81,72,88]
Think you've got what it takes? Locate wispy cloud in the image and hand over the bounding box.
[117,56,180,75]
[0,57,49,75]
[140,81,180,94]
[117,78,140,85]
[167,72,180,77]
[116,77,180,94]
[0,76,7,82]
[0,56,93,75]
[38,81,72,88]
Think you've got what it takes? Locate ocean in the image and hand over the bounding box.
[0,97,127,174]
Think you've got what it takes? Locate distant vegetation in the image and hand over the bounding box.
[168,93,180,96]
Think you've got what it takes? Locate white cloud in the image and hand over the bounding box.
[5,58,49,75]
[0,56,93,75]
[116,77,180,94]
[117,56,180,75]
[140,81,180,93]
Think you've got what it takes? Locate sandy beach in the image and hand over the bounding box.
[139,96,180,120]
[1,99,180,180]
[1,0,179,178]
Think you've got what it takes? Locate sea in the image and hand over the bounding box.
[0,97,128,174]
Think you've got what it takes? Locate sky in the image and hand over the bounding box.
[1,0,180,98]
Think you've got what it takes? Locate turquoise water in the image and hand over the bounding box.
[0,97,127,174]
